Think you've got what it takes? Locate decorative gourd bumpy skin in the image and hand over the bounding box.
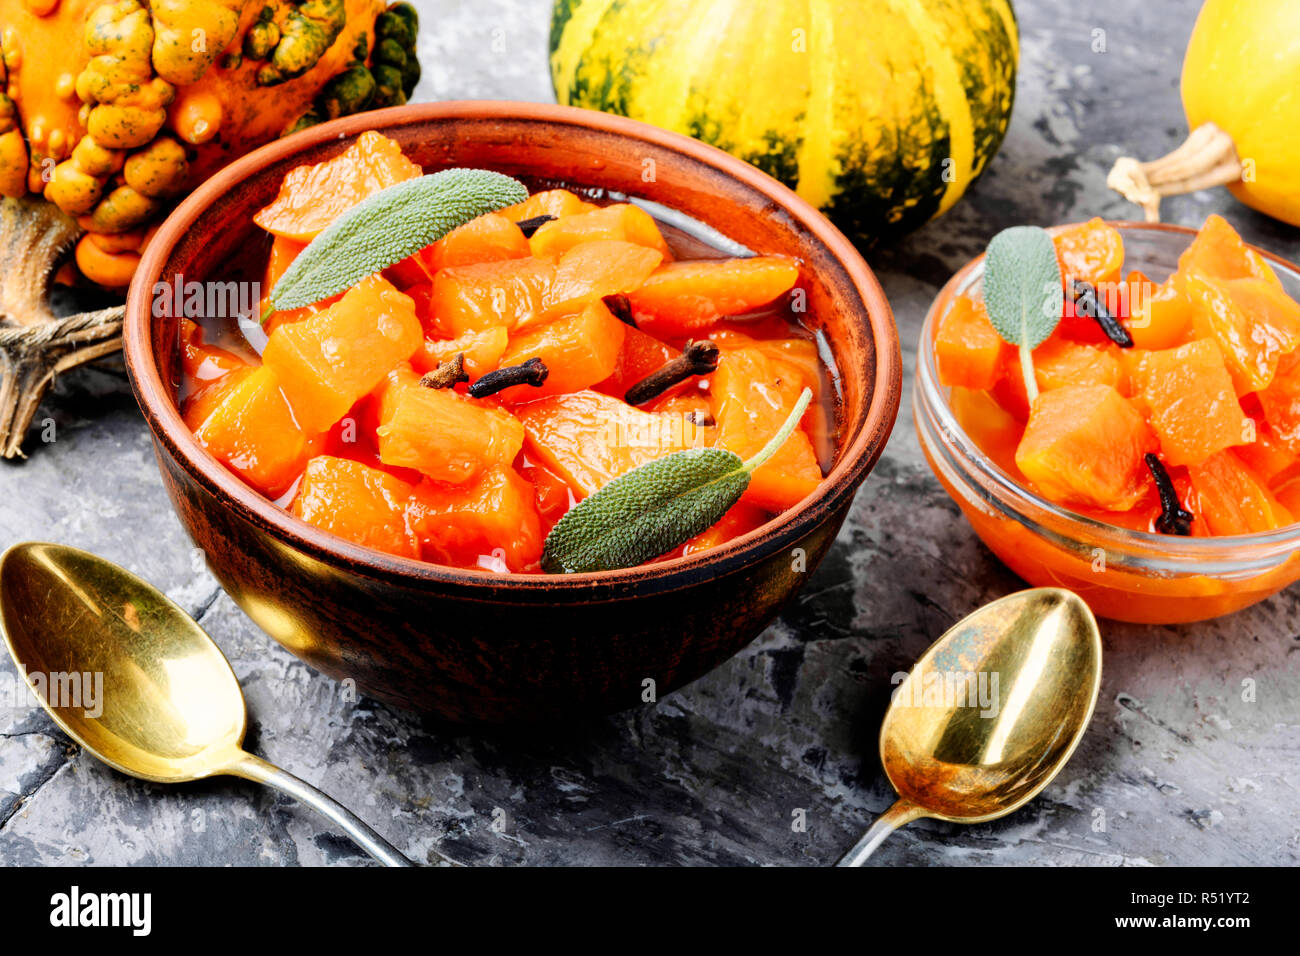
[0,0,422,286]
[549,0,1019,244]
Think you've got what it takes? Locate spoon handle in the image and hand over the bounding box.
[835,798,926,866]
[227,751,421,867]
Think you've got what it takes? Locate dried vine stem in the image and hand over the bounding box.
[0,197,125,458]
[1107,122,1244,222]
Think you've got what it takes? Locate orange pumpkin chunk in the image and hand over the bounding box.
[1234,417,1300,486]
[935,293,1008,390]
[1257,349,1300,454]
[1054,218,1125,288]
[495,299,626,401]
[520,458,575,528]
[376,366,524,484]
[180,319,248,388]
[263,274,422,434]
[1274,474,1300,519]
[949,387,1023,477]
[1185,272,1300,394]
[595,325,679,399]
[1032,337,1120,392]
[428,258,554,336]
[291,456,419,558]
[1177,213,1282,287]
[1186,451,1293,535]
[259,235,332,327]
[542,239,663,320]
[680,502,770,558]
[421,212,530,272]
[408,468,543,572]
[710,347,823,512]
[253,131,423,241]
[184,367,254,432]
[990,350,1032,421]
[628,256,800,336]
[528,203,672,259]
[191,365,321,498]
[1014,384,1156,511]
[1129,339,1249,467]
[500,188,598,221]
[412,326,509,381]
[517,390,710,498]
[1125,270,1194,350]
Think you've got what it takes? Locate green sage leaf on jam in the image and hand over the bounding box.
[263,168,528,320]
[982,225,1064,403]
[542,387,813,573]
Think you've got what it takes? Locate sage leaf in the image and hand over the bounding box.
[982,225,1064,404]
[542,387,813,573]
[264,168,528,317]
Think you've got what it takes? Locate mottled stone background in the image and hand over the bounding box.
[1,0,1297,866]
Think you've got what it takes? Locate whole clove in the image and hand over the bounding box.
[468,357,548,398]
[419,352,468,389]
[1069,279,1134,348]
[1145,453,1194,535]
[602,293,636,326]
[515,214,556,238]
[625,340,721,406]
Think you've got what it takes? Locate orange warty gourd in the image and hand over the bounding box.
[1,0,422,285]
[0,1,422,458]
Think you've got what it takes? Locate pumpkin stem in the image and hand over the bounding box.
[0,197,125,458]
[1107,123,1244,222]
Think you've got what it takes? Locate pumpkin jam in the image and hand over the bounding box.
[178,132,838,573]
[931,215,1300,622]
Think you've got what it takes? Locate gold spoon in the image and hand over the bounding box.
[0,541,432,868]
[837,587,1101,866]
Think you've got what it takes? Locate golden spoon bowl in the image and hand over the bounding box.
[838,587,1102,865]
[0,541,429,867]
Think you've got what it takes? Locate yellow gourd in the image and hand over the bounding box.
[1109,0,1300,227]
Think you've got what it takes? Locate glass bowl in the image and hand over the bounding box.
[914,221,1300,624]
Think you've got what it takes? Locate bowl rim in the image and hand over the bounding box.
[124,100,902,594]
[916,218,1300,564]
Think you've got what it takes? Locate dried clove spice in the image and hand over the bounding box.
[514,214,556,238]
[419,353,468,389]
[1145,453,1194,535]
[602,293,636,326]
[468,357,548,398]
[1069,279,1134,348]
[625,340,721,406]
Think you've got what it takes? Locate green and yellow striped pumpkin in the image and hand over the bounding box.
[550,0,1019,245]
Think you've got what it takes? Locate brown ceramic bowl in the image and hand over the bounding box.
[123,101,900,723]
